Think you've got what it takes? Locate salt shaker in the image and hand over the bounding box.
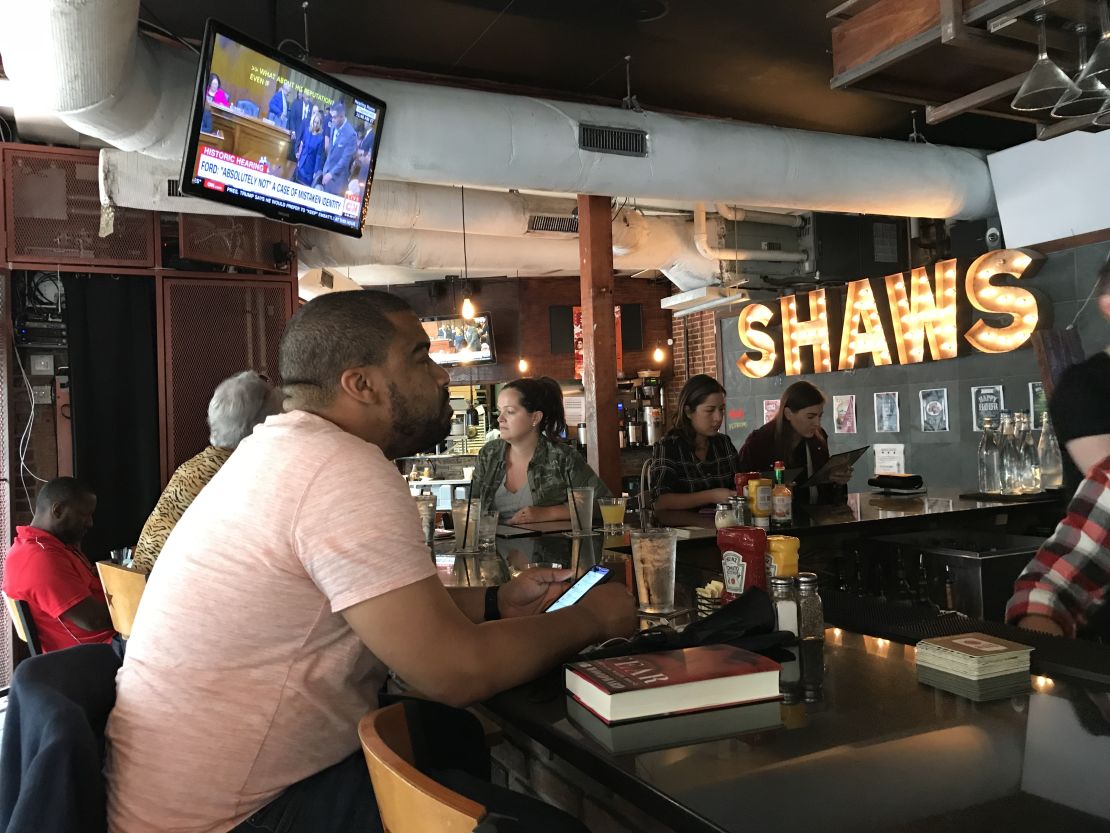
[770,576,799,636]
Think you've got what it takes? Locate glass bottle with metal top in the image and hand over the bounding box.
[796,572,825,641]
[1018,411,1041,493]
[1038,413,1064,490]
[977,415,1002,494]
[999,411,1022,496]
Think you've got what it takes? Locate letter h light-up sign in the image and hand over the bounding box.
[734,249,1045,379]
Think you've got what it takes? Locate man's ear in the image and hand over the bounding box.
[337,366,385,405]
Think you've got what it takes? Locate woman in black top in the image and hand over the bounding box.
[738,380,851,487]
[650,374,740,510]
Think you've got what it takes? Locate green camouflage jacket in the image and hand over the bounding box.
[472,436,611,514]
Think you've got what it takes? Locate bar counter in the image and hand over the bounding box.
[430,502,1110,833]
[482,628,1110,833]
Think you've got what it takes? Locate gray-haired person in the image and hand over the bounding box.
[132,371,284,572]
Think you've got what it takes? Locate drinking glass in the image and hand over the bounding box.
[597,496,628,534]
[478,509,499,550]
[566,486,595,538]
[630,528,677,613]
[413,494,437,547]
[451,498,479,552]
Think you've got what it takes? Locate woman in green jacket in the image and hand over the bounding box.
[473,377,610,524]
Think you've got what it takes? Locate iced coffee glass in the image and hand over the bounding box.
[630,528,678,613]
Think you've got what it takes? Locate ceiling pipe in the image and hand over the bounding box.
[693,203,809,263]
[298,212,722,289]
[715,203,803,228]
[0,0,997,219]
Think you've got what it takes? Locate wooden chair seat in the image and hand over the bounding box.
[4,592,42,655]
[95,561,148,640]
[358,703,486,833]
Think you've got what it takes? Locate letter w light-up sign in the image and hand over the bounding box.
[733,248,1044,379]
[884,259,959,363]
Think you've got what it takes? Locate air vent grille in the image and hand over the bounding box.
[167,179,181,197]
[578,124,648,157]
[527,214,579,234]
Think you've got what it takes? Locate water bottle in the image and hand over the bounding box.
[1018,411,1041,493]
[977,415,1002,494]
[999,411,1022,496]
[1038,413,1064,490]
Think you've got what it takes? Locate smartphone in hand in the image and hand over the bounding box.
[544,565,611,613]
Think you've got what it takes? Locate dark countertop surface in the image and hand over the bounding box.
[483,630,1110,833]
[655,487,1064,536]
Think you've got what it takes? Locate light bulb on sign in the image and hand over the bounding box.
[518,358,529,373]
[461,297,476,320]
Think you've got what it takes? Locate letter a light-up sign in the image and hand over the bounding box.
[964,249,1044,353]
[884,259,959,364]
[838,279,892,371]
[781,289,833,376]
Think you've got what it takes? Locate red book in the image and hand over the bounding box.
[565,644,781,725]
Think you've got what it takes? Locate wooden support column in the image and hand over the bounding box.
[577,194,621,494]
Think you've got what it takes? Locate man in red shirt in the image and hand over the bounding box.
[2,477,115,652]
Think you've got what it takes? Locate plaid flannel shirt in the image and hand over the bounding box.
[649,432,740,500]
[1005,455,1110,637]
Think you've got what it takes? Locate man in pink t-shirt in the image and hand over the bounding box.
[105,290,635,833]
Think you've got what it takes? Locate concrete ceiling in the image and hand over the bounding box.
[134,0,1036,151]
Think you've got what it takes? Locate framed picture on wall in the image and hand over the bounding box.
[920,388,950,432]
[1029,381,1047,429]
[833,394,857,434]
[874,391,900,433]
[763,399,780,424]
[971,385,1005,432]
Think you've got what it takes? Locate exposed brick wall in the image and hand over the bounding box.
[665,309,721,418]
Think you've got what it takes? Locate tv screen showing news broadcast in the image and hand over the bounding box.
[179,20,386,237]
[420,314,497,367]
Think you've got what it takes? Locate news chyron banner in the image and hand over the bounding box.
[193,146,360,222]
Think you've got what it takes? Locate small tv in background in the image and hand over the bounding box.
[179,19,386,237]
[420,314,497,367]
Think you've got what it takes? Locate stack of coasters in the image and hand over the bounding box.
[916,632,1033,702]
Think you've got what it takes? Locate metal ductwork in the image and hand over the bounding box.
[0,0,997,221]
[298,212,723,289]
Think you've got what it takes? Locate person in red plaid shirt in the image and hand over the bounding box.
[1006,454,1110,637]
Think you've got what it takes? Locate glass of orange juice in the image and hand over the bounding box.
[598,496,628,534]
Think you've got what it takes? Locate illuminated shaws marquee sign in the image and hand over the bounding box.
[734,249,1046,379]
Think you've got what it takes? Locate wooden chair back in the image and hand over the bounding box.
[358,704,486,833]
[4,592,42,655]
[96,561,148,639]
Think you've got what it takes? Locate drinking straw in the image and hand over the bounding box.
[462,494,473,550]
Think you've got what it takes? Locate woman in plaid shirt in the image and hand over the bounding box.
[1006,455,1110,638]
[650,375,741,511]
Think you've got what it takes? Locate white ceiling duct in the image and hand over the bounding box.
[98,149,579,235]
[0,0,996,220]
[98,150,732,288]
[299,212,722,290]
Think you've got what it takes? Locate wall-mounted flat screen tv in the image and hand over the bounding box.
[179,19,386,237]
[420,314,497,367]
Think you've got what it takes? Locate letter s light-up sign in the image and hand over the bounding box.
[734,248,1045,379]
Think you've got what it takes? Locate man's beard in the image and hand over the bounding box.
[384,382,453,459]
